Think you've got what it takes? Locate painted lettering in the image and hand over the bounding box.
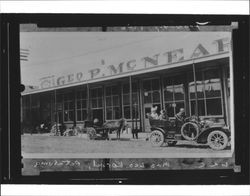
[76,72,83,81]
[191,44,210,58]
[213,38,230,52]
[164,48,184,63]
[37,37,231,90]
[89,68,100,79]
[57,76,65,86]
[40,76,54,89]
[40,79,51,89]
[67,74,74,83]
[126,60,136,71]
[51,75,55,87]
[108,62,124,75]
[142,54,160,67]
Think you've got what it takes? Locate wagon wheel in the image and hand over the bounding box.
[167,141,177,146]
[207,130,228,150]
[73,128,79,136]
[181,122,199,141]
[86,127,97,140]
[149,130,164,147]
[50,126,59,136]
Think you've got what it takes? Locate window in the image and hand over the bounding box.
[143,78,161,117]
[63,92,74,122]
[163,75,185,117]
[90,87,104,121]
[90,88,103,109]
[143,79,161,104]
[76,88,88,121]
[21,95,31,125]
[189,69,223,116]
[40,93,52,123]
[122,82,139,119]
[105,85,121,120]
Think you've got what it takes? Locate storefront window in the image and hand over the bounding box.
[122,82,139,119]
[90,87,103,122]
[21,95,31,126]
[40,93,52,124]
[163,75,185,117]
[76,88,88,121]
[189,69,223,116]
[63,92,74,122]
[143,79,161,117]
[53,93,63,123]
[105,85,121,120]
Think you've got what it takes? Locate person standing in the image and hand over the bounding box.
[132,128,138,139]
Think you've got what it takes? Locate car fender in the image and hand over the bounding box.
[197,126,230,144]
[150,127,166,135]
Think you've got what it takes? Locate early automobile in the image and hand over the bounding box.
[148,116,230,150]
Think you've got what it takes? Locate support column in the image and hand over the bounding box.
[54,90,58,130]
[222,65,230,126]
[139,80,144,132]
[129,76,134,131]
[192,62,199,118]
[73,89,76,126]
[87,83,91,121]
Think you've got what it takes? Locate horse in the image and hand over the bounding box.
[103,118,127,140]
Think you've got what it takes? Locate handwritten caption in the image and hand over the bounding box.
[33,159,231,170]
[34,160,80,168]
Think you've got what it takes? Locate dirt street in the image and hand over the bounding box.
[22,134,231,158]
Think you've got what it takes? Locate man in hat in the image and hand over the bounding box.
[175,108,186,129]
[150,106,159,119]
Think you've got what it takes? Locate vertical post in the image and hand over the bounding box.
[50,92,53,124]
[135,80,140,132]
[29,94,32,135]
[222,66,229,126]
[129,76,134,131]
[54,89,58,131]
[160,75,165,111]
[139,80,144,132]
[87,83,91,121]
[103,85,106,123]
[119,82,123,119]
[192,62,199,117]
[73,89,76,126]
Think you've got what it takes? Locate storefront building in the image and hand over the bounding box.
[21,33,231,132]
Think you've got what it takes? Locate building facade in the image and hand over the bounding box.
[21,32,231,132]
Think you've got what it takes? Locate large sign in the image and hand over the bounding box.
[23,35,231,93]
[40,38,230,90]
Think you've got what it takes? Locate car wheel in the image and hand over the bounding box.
[207,130,228,150]
[167,141,177,146]
[181,122,199,141]
[150,130,164,147]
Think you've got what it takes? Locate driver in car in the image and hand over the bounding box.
[175,108,186,128]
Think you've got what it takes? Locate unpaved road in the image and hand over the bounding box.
[22,134,231,157]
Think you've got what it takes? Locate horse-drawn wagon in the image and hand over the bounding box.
[84,118,126,140]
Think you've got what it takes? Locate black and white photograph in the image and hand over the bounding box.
[18,24,236,175]
[1,1,249,194]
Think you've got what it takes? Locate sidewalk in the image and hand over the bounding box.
[23,132,150,141]
[108,132,149,141]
